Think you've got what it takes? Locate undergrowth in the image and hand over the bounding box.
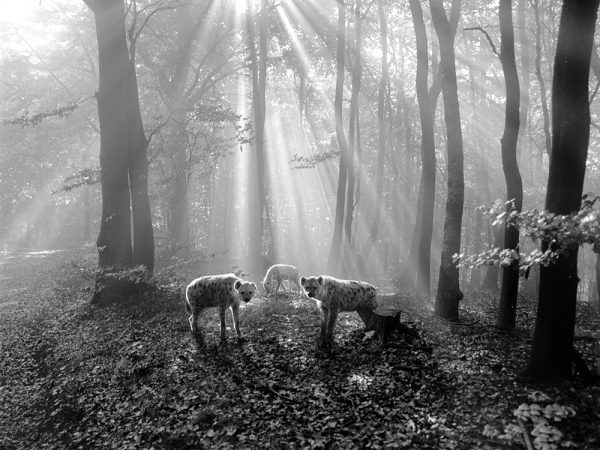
[0,248,599,449]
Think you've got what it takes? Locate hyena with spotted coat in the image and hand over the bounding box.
[301,275,378,342]
[185,274,257,342]
[263,264,302,295]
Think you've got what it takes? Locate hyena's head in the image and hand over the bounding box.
[235,280,257,303]
[262,281,273,294]
[300,276,323,298]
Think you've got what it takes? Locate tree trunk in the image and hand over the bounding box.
[430,0,465,321]
[409,0,436,301]
[86,0,154,304]
[525,0,599,384]
[365,0,388,263]
[532,0,551,156]
[327,0,349,276]
[344,0,362,253]
[497,0,522,331]
[246,0,270,267]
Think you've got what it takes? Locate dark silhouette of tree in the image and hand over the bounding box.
[497,0,523,330]
[525,0,599,384]
[84,0,154,304]
[430,0,465,320]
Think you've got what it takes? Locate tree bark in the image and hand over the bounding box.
[497,0,522,331]
[344,0,362,253]
[525,0,599,384]
[532,0,551,156]
[246,0,270,268]
[409,0,436,301]
[365,0,388,263]
[327,0,349,276]
[430,0,464,321]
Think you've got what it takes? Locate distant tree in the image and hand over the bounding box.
[84,0,154,304]
[408,0,436,300]
[344,0,363,256]
[525,0,599,383]
[327,0,350,276]
[430,0,465,320]
[531,0,551,156]
[246,0,271,270]
[497,0,523,331]
[364,0,388,265]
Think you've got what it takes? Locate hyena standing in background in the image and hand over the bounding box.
[301,275,378,343]
[185,274,257,344]
[262,264,302,296]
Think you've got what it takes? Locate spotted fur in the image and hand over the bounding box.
[300,275,378,342]
[185,274,256,342]
[262,264,302,295]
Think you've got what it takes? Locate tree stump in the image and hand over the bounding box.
[366,306,402,345]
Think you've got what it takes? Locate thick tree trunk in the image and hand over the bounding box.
[409,0,436,301]
[86,0,154,304]
[327,0,349,276]
[525,0,599,384]
[92,0,133,274]
[497,0,522,331]
[430,0,464,321]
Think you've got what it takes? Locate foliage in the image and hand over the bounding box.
[51,168,101,194]
[290,149,340,169]
[2,96,95,127]
[455,194,600,273]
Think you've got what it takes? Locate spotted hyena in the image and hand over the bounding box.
[301,275,378,343]
[262,264,302,296]
[185,274,257,343]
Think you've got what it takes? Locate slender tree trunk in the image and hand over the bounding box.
[525,0,599,384]
[532,0,551,156]
[246,0,270,268]
[365,0,388,263]
[409,0,436,300]
[344,0,362,253]
[430,0,465,320]
[517,0,530,162]
[83,185,91,243]
[327,0,349,276]
[497,0,522,330]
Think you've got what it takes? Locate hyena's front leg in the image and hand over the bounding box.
[231,303,243,340]
[189,306,206,345]
[319,306,330,339]
[326,308,339,342]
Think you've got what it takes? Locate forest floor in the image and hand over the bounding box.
[0,248,599,450]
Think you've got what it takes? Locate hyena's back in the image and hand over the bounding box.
[185,273,239,311]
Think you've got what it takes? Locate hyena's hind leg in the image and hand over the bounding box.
[218,305,228,341]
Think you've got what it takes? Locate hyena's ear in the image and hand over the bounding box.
[234,280,243,290]
[317,276,324,285]
[300,276,307,286]
[251,282,257,289]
